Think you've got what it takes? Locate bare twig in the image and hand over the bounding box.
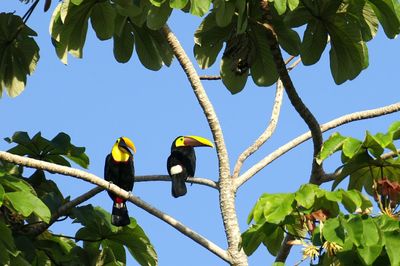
[162,24,248,265]
[199,75,221,80]
[232,79,284,180]
[259,1,324,184]
[236,102,400,188]
[0,151,230,263]
[135,175,219,190]
[232,58,302,181]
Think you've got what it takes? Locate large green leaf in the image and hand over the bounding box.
[147,1,172,30]
[132,25,163,70]
[4,191,51,223]
[189,0,211,17]
[241,224,265,256]
[249,23,279,87]
[113,16,135,63]
[0,13,39,98]
[261,193,295,224]
[317,132,346,164]
[220,56,248,94]
[295,183,317,209]
[90,1,116,40]
[368,0,400,38]
[327,13,367,84]
[194,13,232,69]
[383,230,400,265]
[300,18,328,65]
[214,0,235,27]
[262,224,284,256]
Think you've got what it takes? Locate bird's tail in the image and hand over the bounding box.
[111,199,130,226]
[171,175,187,198]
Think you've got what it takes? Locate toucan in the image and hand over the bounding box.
[167,136,214,198]
[104,137,136,226]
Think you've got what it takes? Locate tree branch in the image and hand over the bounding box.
[22,186,104,236]
[236,102,400,188]
[0,151,230,263]
[135,175,219,190]
[232,58,301,182]
[232,79,284,180]
[161,24,247,265]
[259,1,324,184]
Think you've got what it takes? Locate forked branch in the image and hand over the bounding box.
[0,151,230,263]
[236,102,400,189]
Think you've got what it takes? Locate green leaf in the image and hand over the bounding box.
[364,131,384,157]
[220,56,248,94]
[90,2,116,40]
[0,174,35,194]
[327,13,367,84]
[295,184,317,209]
[288,0,299,10]
[132,25,163,70]
[274,0,287,15]
[271,12,301,56]
[342,137,363,159]
[169,0,188,9]
[214,0,235,27]
[388,121,400,140]
[357,244,383,265]
[189,0,211,17]
[383,230,400,265]
[148,29,174,67]
[249,23,279,86]
[194,13,232,69]
[345,215,363,246]
[4,191,51,223]
[341,190,362,213]
[262,193,295,224]
[284,6,312,28]
[368,0,400,38]
[323,217,345,245]
[262,224,284,256]
[0,184,4,205]
[300,18,328,65]
[241,224,265,256]
[0,13,39,98]
[147,2,172,30]
[317,132,346,164]
[113,17,135,63]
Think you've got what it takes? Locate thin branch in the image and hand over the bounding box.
[127,194,231,263]
[232,79,284,180]
[162,25,248,265]
[22,186,104,236]
[236,102,400,188]
[51,233,104,243]
[232,58,301,182]
[135,175,219,190]
[259,1,324,184]
[0,151,230,263]
[199,75,221,80]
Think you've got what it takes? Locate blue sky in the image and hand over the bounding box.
[2,2,400,265]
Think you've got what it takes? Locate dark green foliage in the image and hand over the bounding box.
[0,132,157,266]
[0,13,39,98]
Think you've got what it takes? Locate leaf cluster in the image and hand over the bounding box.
[0,131,157,266]
[193,0,400,93]
[318,121,400,196]
[241,184,372,257]
[0,13,39,98]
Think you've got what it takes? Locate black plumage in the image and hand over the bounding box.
[167,146,195,198]
[104,137,135,226]
[167,136,213,198]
